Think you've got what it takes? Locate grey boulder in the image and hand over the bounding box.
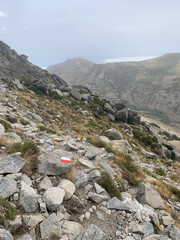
[137,182,165,209]
[143,235,171,240]
[38,150,72,175]
[0,229,14,240]
[107,197,131,212]
[19,182,38,213]
[0,153,26,174]
[106,128,123,140]
[0,176,18,198]
[43,187,65,211]
[40,213,62,240]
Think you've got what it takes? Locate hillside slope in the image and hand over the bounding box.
[47,55,180,125]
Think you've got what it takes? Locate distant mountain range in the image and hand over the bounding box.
[47,54,180,126]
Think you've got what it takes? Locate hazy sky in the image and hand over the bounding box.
[0,0,180,67]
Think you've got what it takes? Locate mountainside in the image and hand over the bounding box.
[0,41,180,240]
[0,41,67,90]
[47,55,180,126]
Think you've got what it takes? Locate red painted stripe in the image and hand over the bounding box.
[60,159,71,163]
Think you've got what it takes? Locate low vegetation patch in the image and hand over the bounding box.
[0,197,18,228]
[98,171,122,200]
[154,167,166,176]
[86,136,116,154]
[151,179,180,201]
[149,122,160,128]
[19,118,30,126]
[38,125,57,134]
[113,153,144,186]
[0,119,12,132]
[159,131,180,141]
[169,174,180,183]
[5,115,17,123]
[133,129,158,149]
[6,139,40,175]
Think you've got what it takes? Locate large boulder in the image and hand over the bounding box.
[0,229,14,240]
[43,187,65,211]
[106,128,123,140]
[137,183,165,209]
[0,153,26,174]
[19,182,38,213]
[82,224,107,240]
[58,179,76,200]
[115,109,128,123]
[71,88,82,101]
[38,150,72,175]
[40,213,62,240]
[0,176,18,198]
[128,110,141,125]
[103,103,115,115]
[110,99,127,111]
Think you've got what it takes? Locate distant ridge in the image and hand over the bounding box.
[47,53,180,126]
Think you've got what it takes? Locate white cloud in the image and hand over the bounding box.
[0,10,7,18]
[97,56,158,64]
[0,27,9,35]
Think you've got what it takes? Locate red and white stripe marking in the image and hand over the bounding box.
[60,157,71,164]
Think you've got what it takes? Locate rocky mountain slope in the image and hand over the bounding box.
[47,55,180,126]
[0,41,180,240]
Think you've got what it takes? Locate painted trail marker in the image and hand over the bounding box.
[60,157,71,164]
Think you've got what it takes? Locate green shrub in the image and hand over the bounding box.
[98,171,122,200]
[38,125,57,134]
[93,97,105,106]
[154,167,166,176]
[0,197,18,228]
[30,86,47,96]
[133,129,158,149]
[169,174,180,182]
[0,119,12,132]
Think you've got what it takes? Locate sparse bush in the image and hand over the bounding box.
[19,118,30,126]
[6,139,40,175]
[149,122,160,128]
[93,97,105,106]
[38,125,57,134]
[113,153,144,186]
[5,115,17,123]
[0,197,18,228]
[86,136,116,154]
[31,86,47,96]
[169,174,180,183]
[133,129,158,149]
[0,136,8,148]
[0,119,12,132]
[154,167,166,176]
[98,171,122,200]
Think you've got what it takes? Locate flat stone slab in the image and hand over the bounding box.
[79,158,95,169]
[107,197,131,212]
[0,153,26,174]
